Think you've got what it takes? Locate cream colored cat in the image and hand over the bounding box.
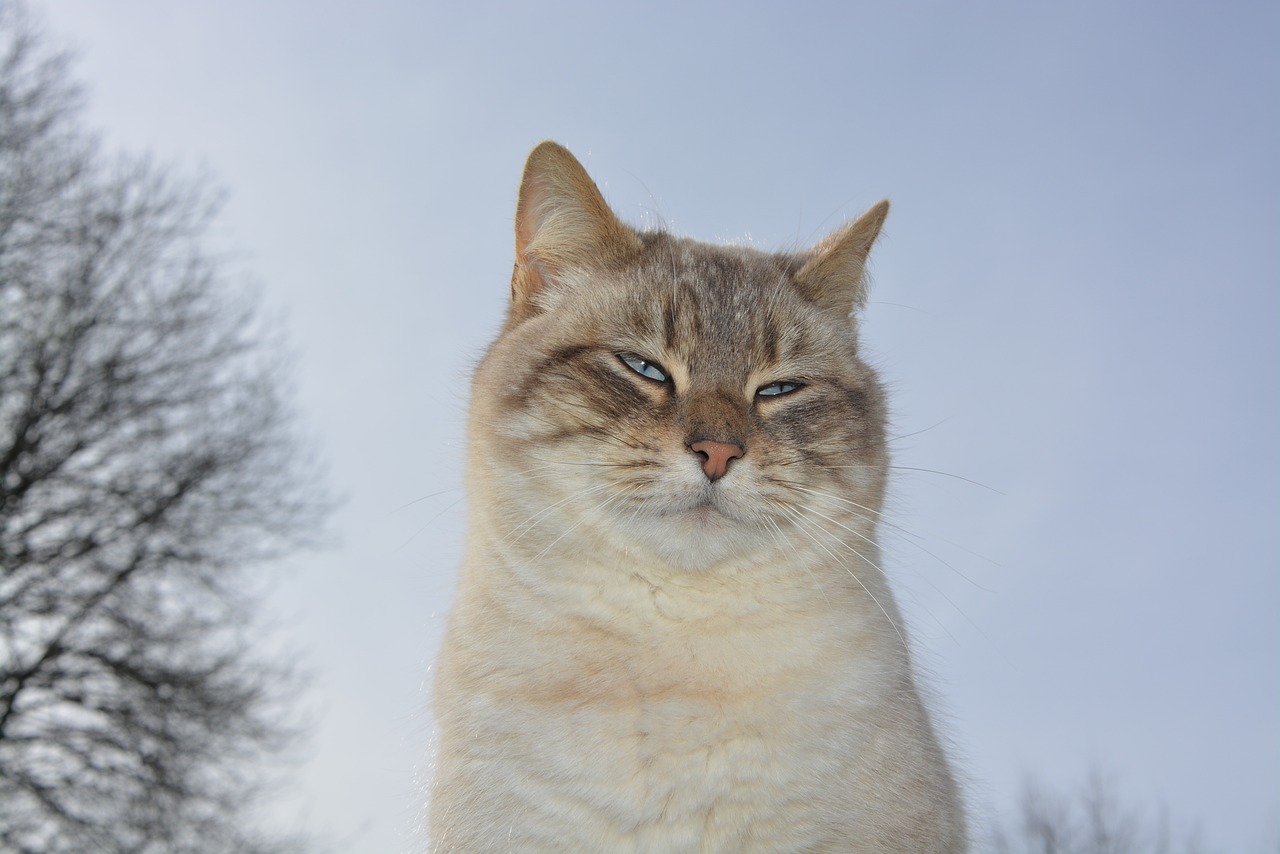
[429,142,966,852]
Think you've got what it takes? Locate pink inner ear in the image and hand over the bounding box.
[508,142,644,313]
[514,175,549,263]
[511,159,563,307]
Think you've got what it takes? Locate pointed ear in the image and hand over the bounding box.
[511,141,642,314]
[793,199,889,315]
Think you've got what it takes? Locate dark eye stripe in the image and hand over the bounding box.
[619,353,668,383]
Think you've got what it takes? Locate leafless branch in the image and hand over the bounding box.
[1,3,328,851]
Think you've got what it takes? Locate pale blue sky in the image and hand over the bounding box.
[34,1,1279,850]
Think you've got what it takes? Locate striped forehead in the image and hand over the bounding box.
[618,235,806,375]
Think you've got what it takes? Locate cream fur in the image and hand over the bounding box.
[429,142,966,852]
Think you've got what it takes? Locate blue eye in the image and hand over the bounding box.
[619,353,668,383]
[757,381,803,397]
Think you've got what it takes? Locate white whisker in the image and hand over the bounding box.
[393,495,467,555]
[527,485,637,566]
[387,488,461,516]
[780,480,994,593]
[501,481,615,546]
[773,501,906,651]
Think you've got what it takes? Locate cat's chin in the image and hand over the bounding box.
[682,502,727,523]
[618,497,768,570]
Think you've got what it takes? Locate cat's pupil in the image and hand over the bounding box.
[620,353,668,383]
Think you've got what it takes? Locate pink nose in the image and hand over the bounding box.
[689,439,744,482]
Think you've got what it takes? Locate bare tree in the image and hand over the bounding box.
[988,771,1209,854]
[0,3,327,852]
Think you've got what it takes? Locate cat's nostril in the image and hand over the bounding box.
[688,439,744,482]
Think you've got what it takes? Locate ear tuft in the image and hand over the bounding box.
[511,142,642,314]
[793,199,890,315]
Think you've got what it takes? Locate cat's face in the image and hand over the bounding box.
[469,143,889,574]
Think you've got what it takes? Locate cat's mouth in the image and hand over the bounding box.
[686,500,723,519]
[669,491,741,525]
[632,470,755,530]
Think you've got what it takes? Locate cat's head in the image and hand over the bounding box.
[469,142,889,575]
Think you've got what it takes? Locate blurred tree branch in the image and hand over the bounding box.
[988,770,1210,854]
[0,2,329,851]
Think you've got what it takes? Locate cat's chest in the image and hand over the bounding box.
[469,608,867,844]
[436,562,898,850]
[507,664,842,851]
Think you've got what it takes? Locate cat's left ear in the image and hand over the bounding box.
[794,200,889,315]
[510,142,642,319]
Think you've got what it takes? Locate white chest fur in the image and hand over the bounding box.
[429,553,953,853]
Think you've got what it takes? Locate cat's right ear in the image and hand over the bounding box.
[511,142,642,319]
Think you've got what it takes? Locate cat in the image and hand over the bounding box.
[428,141,967,852]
